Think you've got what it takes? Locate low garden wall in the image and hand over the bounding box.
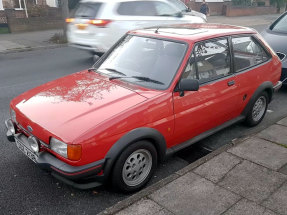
[223,5,277,16]
[7,16,64,33]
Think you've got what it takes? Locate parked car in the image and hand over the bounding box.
[166,0,207,21]
[66,0,206,56]
[6,24,282,193]
[262,11,287,86]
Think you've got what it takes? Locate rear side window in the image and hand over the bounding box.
[182,38,231,84]
[232,36,270,72]
[117,1,157,16]
[75,3,102,18]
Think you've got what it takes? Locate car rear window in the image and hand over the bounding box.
[75,2,102,18]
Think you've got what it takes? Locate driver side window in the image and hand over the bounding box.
[182,38,231,84]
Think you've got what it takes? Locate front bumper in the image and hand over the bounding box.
[5,119,105,189]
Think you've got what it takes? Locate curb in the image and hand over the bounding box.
[0,43,67,55]
[98,136,250,215]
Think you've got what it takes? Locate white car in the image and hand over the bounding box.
[66,0,206,55]
[166,0,207,21]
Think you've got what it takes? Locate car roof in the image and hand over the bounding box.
[130,23,257,43]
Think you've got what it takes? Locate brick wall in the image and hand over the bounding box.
[7,16,64,32]
[0,10,7,24]
[224,6,277,16]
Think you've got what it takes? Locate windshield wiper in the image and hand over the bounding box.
[99,68,126,76]
[109,76,164,85]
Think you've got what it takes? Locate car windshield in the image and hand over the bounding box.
[167,0,188,12]
[75,2,102,18]
[95,35,187,90]
[271,13,287,33]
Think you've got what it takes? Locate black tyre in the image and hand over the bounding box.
[111,141,157,193]
[245,91,269,127]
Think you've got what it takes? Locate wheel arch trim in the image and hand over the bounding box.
[242,81,273,117]
[103,127,167,179]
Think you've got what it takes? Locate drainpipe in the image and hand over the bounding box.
[23,0,28,18]
[0,0,4,10]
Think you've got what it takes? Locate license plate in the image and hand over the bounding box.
[77,24,87,30]
[15,138,38,163]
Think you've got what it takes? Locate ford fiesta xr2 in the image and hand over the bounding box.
[6,24,282,192]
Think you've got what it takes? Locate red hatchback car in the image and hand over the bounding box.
[5,24,282,192]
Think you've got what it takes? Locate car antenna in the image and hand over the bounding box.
[155,27,160,33]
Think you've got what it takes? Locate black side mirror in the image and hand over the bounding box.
[177,79,199,95]
[187,7,191,12]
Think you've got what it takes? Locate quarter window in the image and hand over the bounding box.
[154,1,179,16]
[182,38,231,84]
[232,36,269,72]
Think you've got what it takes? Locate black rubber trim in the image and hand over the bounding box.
[51,172,103,190]
[241,81,273,116]
[36,152,105,180]
[103,127,167,180]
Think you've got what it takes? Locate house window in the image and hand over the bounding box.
[3,0,23,9]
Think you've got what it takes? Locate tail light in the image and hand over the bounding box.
[88,19,112,27]
[65,18,75,23]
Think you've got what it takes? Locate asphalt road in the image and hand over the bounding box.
[0,24,286,215]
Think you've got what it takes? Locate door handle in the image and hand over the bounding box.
[227,80,235,86]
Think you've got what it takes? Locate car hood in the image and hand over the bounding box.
[12,71,148,142]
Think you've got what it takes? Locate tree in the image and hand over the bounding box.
[270,0,287,12]
[60,0,69,38]
[69,0,80,9]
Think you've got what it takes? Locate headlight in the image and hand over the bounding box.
[50,137,82,161]
[28,136,39,153]
[50,137,68,158]
[10,108,17,123]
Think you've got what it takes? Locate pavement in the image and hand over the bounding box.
[101,117,287,215]
[0,14,280,53]
[0,29,64,53]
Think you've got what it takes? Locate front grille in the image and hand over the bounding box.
[276,52,286,61]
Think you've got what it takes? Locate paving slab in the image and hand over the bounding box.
[277,117,287,127]
[149,172,240,215]
[193,152,241,183]
[256,125,287,147]
[218,160,287,203]
[115,199,171,215]
[223,199,277,215]
[262,182,287,215]
[227,137,287,170]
